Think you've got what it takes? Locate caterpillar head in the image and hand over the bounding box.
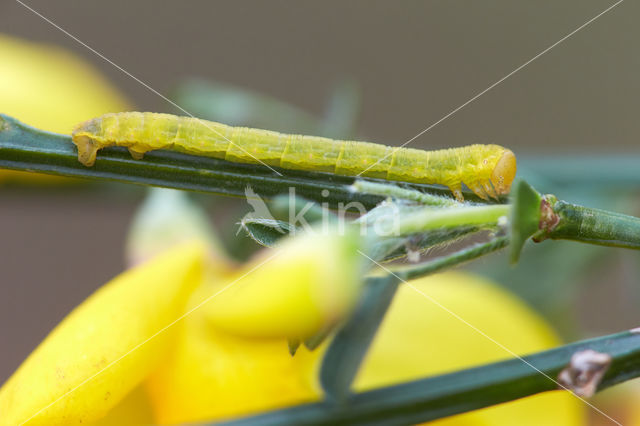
[71,118,103,167]
[490,149,517,196]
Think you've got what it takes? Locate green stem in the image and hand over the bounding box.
[351,180,460,207]
[217,329,640,426]
[398,205,510,235]
[542,200,640,249]
[375,226,481,263]
[320,275,400,401]
[0,114,478,208]
[393,237,509,281]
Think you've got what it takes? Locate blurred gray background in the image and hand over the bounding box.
[1,0,639,389]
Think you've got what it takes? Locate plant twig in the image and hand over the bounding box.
[392,236,509,281]
[351,180,461,207]
[0,114,483,207]
[215,329,640,426]
[539,200,640,249]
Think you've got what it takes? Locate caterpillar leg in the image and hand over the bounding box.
[128,147,146,160]
[448,185,465,203]
[482,181,499,200]
[466,182,489,201]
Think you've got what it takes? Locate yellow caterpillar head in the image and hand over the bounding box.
[71,117,104,167]
[490,149,517,196]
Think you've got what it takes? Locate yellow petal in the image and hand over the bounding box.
[355,271,584,426]
[205,228,364,339]
[0,33,130,185]
[146,285,322,424]
[0,33,129,135]
[91,385,154,426]
[148,228,367,423]
[0,241,206,425]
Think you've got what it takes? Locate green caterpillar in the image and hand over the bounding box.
[72,112,516,201]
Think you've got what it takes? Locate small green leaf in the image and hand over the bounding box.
[509,180,542,263]
[240,218,295,247]
[287,338,301,356]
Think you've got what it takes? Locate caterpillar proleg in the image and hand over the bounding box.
[72,112,516,201]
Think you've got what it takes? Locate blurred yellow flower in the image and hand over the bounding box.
[0,33,129,134]
[356,272,584,426]
[0,226,365,425]
[0,241,206,425]
[0,188,583,425]
[0,252,585,424]
[0,33,130,183]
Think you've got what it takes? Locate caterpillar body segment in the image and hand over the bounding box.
[72,112,516,201]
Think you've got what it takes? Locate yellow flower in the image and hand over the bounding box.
[0,33,129,134]
[355,272,584,426]
[0,226,364,425]
[203,228,363,340]
[0,33,130,184]
[585,381,640,425]
[145,228,365,423]
[0,188,583,424]
[0,242,206,425]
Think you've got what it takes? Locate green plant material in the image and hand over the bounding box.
[217,329,640,426]
[376,226,481,262]
[356,198,496,263]
[392,237,509,281]
[287,338,301,356]
[355,198,428,229]
[247,193,485,263]
[351,180,460,207]
[537,199,640,249]
[320,275,399,401]
[239,218,294,247]
[0,115,380,208]
[314,238,508,404]
[0,114,488,206]
[304,326,335,351]
[509,180,543,263]
[240,195,337,248]
[397,205,509,236]
[360,238,406,264]
[268,194,335,225]
[174,80,640,191]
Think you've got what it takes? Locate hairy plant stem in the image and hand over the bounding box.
[351,180,461,207]
[392,236,509,281]
[398,205,510,235]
